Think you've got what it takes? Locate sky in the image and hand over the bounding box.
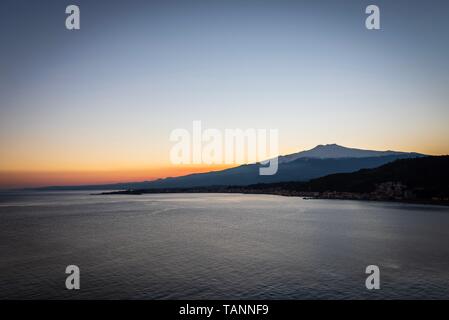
[1,0,449,188]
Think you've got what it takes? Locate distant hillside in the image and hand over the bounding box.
[105,156,449,205]
[305,155,449,197]
[234,156,449,202]
[39,155,421,191]
[36,144,425,191]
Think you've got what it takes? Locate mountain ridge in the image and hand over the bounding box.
[278,143,421,163]
[34,144,426,191]
[106,156,449,205]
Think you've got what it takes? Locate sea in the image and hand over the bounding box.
[0,191,448,299]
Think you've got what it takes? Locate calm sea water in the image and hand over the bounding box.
[0,191,448,299]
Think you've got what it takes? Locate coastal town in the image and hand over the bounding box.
[104,176,449,206]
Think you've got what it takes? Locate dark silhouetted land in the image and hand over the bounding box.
[102,156,449,205]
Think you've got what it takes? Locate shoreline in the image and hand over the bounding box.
[97,189,449,207]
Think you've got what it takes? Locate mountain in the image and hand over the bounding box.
[278,143,421,163]
[37,144,425,191]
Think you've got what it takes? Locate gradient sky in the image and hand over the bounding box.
[1,0,449,188]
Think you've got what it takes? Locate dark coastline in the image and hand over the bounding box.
[97,187,449,207]
[97,156,449,207]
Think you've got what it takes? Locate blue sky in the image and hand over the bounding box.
[0,0,448,186]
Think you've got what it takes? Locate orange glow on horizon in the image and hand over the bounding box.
[1,142,448,189]
[0,164,234,189]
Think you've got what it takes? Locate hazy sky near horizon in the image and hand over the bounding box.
[1,0,449,187]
